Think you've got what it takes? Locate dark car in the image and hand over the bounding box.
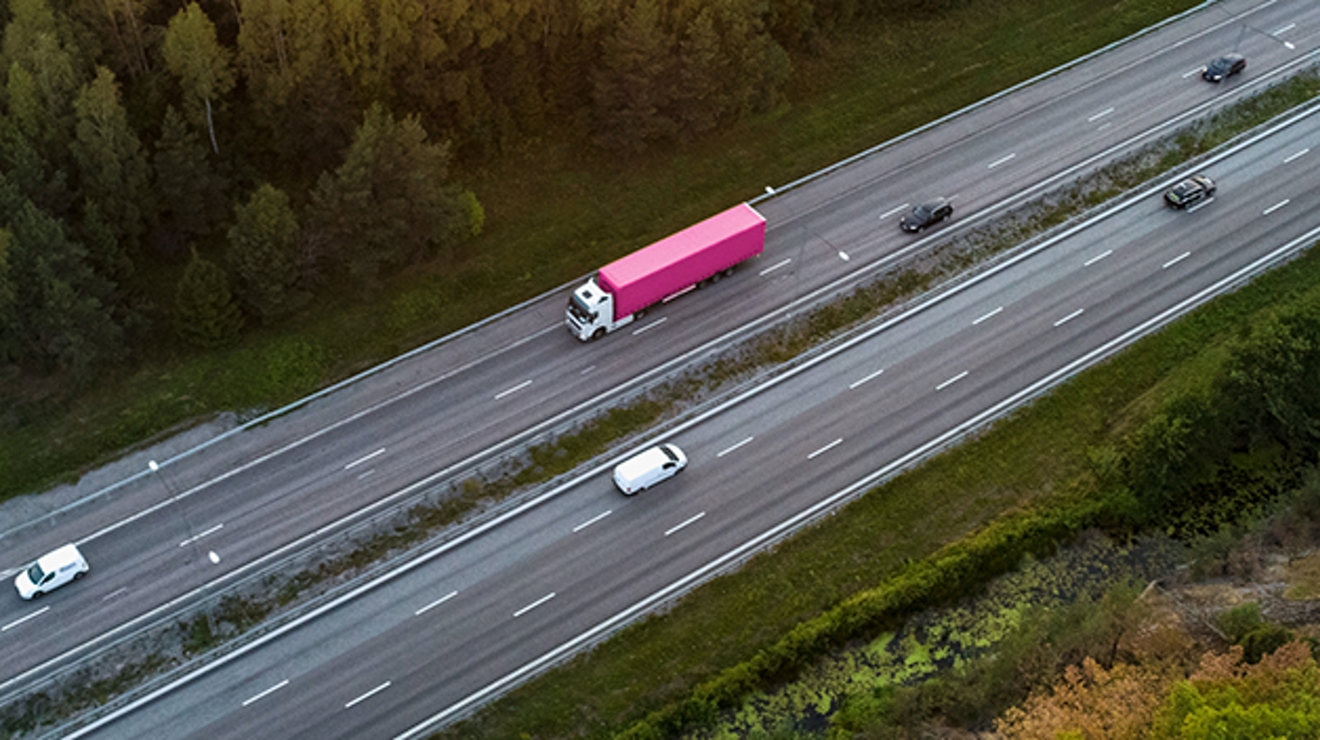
[1202,53,1245,83]
[899,199,953,233]
[1164,175,1216,209]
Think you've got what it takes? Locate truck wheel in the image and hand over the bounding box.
[592,328,605,341]
[709,271,722,284]
[723,267,736,278]
[636,307,648,320]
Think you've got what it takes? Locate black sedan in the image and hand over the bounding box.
[900,199,953,233]
[1164,175,1216,209]
[1203,53,1245,83]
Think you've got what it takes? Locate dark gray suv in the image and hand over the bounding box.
[900,199,953,233]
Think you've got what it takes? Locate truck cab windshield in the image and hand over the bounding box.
[568,294,596,322]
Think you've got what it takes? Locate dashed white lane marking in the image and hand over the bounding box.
[759,258,792,276]
[415,590,459,616]
[344,448,385,470]
[1263,199,1291,216]
[1096,122,1113,132]
[102,587,128,602]
[849,368,884,390]
[664,512,706,537]
[514,593,556,617]
[1284,148,1310,163]
[579,365,596,376]
[662,285,696,303]
[344,681,391,709]
[1186,196,1215,213]
[717,437,754,458]
[1087,107,1115,122]
[807,438,843,460]
[987,152,1017,169]
[1163,252,1191,269]
[1182,66,1205,79]
[356,469,375,480]
[1084,249,1113,266]
[179,523,223,548]
[937,371,969,390]
[242,679,289,707]
[879,203,910,219]
[1,606,49,632]
[572,510,612,533]
[1273,22,1296,36]
[632,317,667,335]
[494,379,533,400]
[1054,308,1085,327]
[973,306,1003,325]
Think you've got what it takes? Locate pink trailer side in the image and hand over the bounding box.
[598,203,766,320]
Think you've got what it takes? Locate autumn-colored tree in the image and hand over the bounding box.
[998,658,1173,740]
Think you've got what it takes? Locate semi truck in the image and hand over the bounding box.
[565,203,766,341]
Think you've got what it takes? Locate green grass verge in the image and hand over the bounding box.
[0,0,1200,502]
[432,233,1320,739]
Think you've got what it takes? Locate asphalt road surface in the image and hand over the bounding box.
[69,19,1320,740]
[2,0,1317,730]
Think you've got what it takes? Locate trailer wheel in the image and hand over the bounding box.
[723,267,736,278]
[592,328,605,341]
[709,271,722,284]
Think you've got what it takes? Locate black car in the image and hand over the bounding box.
[1202,53,1245,83]
[1164,175,1216,209]
[900,199,953,233]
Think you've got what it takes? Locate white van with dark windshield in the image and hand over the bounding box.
[15,543,89,600]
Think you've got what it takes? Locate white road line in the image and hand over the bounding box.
[345,681,391,709]
[241,680,289,707]
[1084,249,1113,266]
[849,368,884,390]
[344,448,385,470]
[1162,252,1191,269]
[1273,23,1295,36]
[514,593,556,618]
[1186,196,1215,213]
[937,371,969,390]
[807,438,843,460]
[973,306,1003,325]
[1182,66,1205,78]
[572,510,612,533]
[208,550,221,564]
[1284,147,1310,163]
[759,258,792,276]
[987,152,1016,169]
[178,523,224,548]
[1096,122,1112,132]
[1,606,49,632]
[1263,199,1291,216]
[414,590,459,616]
[838,251,850,261]
[661,285,696,303]
[579,365,596,376]
[664,512,706,537]
[102,587,128,602]
[632,317,667,335]
[356,469,375,480]
[716,437,754,458]
[1054,308,1085,327]
[878,203,910,219]
[494,379,533,400]
[1087,107,1114,122]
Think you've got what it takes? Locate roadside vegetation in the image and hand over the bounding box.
[0,0,1199,502]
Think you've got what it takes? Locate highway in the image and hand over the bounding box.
[1,0,1316,732]
[77,79,1320,740]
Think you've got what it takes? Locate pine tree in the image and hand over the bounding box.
[227,183,302,322]
[153,106,226,240]
[174,249,244,348]
[592,0,678,151]
[72,66,151,256]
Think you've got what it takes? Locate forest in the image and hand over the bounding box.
[0,0,937,387]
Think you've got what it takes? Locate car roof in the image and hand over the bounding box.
[1212,53,1244,64]
[36,544,82,570]
[616,446,671,478]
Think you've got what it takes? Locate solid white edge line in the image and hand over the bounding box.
[1284,147,1309,163]
[716,437,755,458]
[1054,309,1086,327]
[1264,198,1291,216]
[849,368,885,390]
[759,258,792,276]
[391,219,1320,740]
[240,679,288,707]
[937,371,969,390]
[973,306,1003,325]
[494,380,534,400]
[1,607,49,633]
[807,439,843,460]
[631,317,667,336]
[414,591,459,616]
[514,593,556,618]
[1163,252,1192,269]
[572,511,612,533]
[344,681,391,709]
[664,512,707,537]
[879,203,911,219]
[59,54,1320,740]
[344,448,385,470]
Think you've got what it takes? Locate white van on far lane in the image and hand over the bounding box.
[15,543,89,600]
[613,444,687,495]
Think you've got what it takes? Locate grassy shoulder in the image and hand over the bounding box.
[432,233,1320,739]
[1,0,1200,502]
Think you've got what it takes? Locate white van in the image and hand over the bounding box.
[15,543,89,600]
[613,444,687,495]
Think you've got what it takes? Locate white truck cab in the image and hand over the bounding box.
[15,543,89,599]
[565,278,633,341]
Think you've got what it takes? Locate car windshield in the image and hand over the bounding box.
[913,205,933,218]
[1210,58,1231,71]
[25,562,44,584]
[661,446,679,462]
